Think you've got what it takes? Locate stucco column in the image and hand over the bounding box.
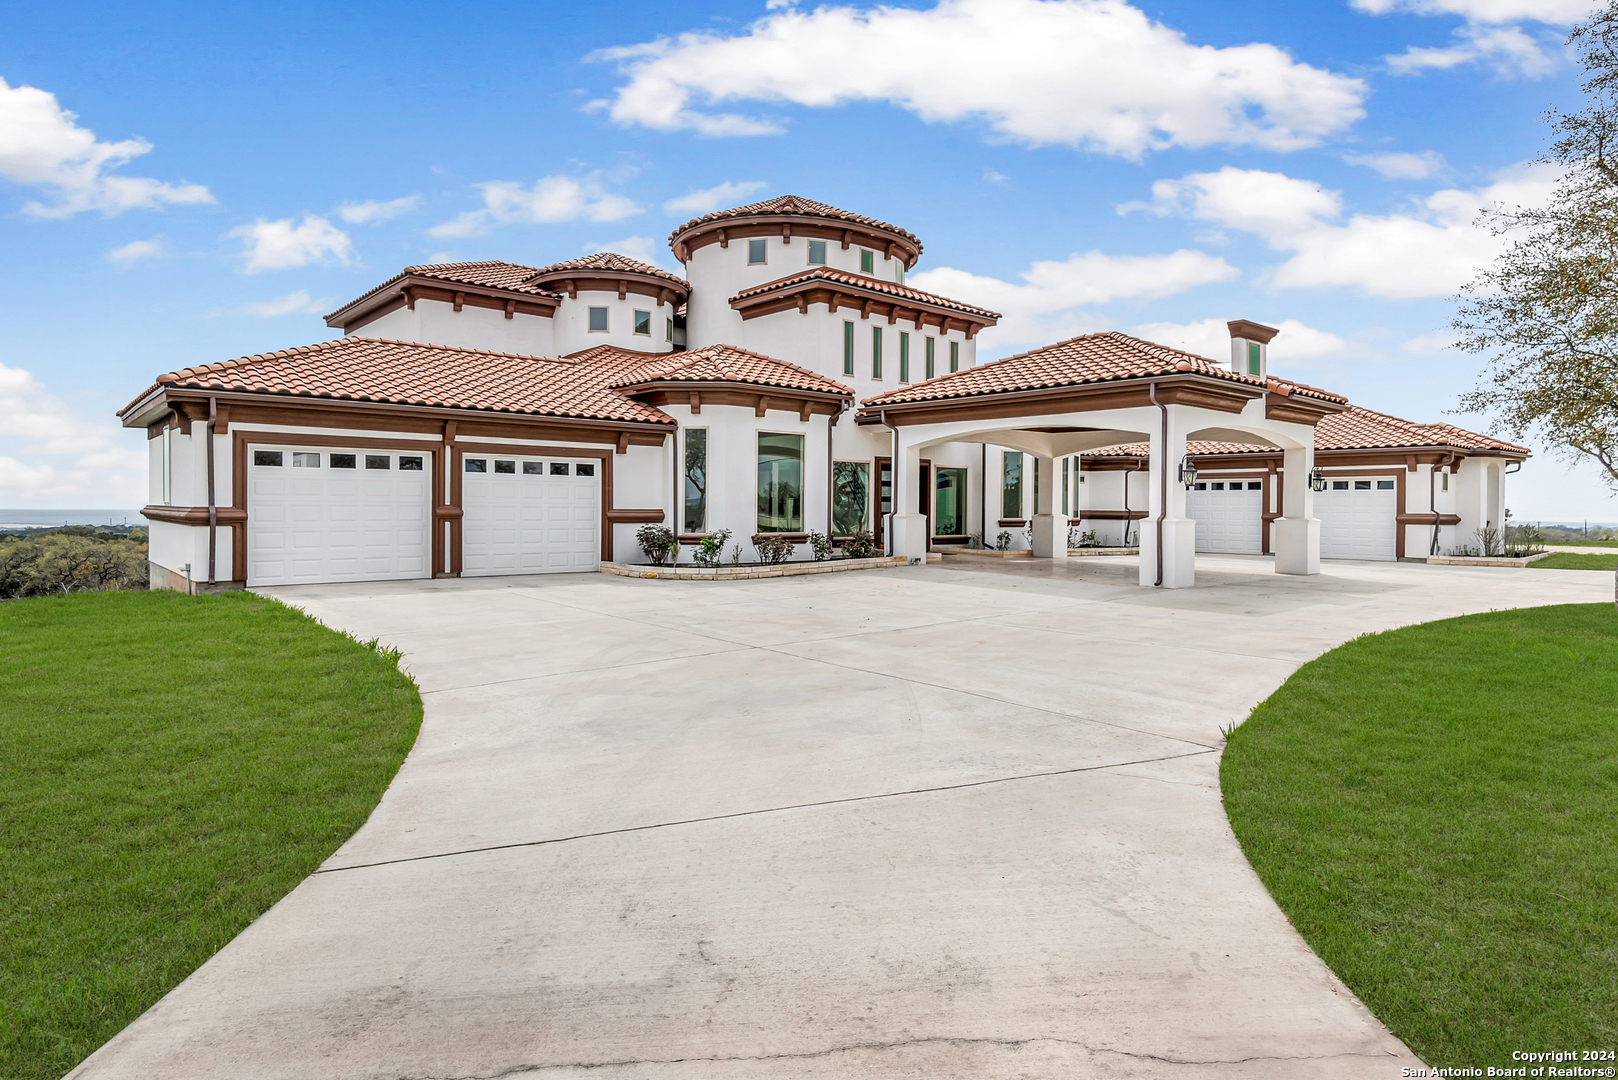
[889,434,928,564]
[1274,444,1320,576]
[1030,452,1067,559]
[1139,404,1195,588]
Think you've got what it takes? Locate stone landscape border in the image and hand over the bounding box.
[600,555,909,580]
[1425,552,1555,568]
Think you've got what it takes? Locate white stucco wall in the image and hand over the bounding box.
[682,235,909,350]
[741,307,975,397]
[552,292,676,357]
[358,299,556,356]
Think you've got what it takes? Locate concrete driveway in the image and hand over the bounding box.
[71,556,1609,1079]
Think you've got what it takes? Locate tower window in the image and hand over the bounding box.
[748,238,767,265]
[807,240,827,265]
[588,307,609,332]
[860,249,874,274]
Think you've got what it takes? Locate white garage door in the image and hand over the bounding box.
[247,446,432,586]
[1317,477,1397,561]
[462,453,600,576]
[1188,480,1264,554]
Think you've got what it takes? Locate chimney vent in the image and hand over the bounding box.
[1227,320,1279,380]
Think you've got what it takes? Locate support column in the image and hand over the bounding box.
[1274,444,1320,576]
[1139,406,1195,588]
[889,435,928,564]
[1030,452,1067,559]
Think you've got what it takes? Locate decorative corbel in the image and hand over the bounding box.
[453,292,464,312]
[718,228,729,249]
[504,299,516,320]
[616,432,631,455]
[755,396,769,418]
[689,391,701,415]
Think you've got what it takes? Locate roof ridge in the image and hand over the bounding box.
[731,266,1001,320]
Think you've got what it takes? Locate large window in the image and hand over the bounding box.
[872,326,883,379]
[684,428,708,533]
[925,337,935,379]
[1002,451,1024,519]
[633,309,651,336]
[950,340,960,372]
[833,461,869,536]
[748,238,767,265]
[757,433,805,533]
[588,306,609,332]
[936,467,967,535]
[808,239,827,265]
[899,332,910,382]
[843,320,855,376]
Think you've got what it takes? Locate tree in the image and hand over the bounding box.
[1453,2,1618,492]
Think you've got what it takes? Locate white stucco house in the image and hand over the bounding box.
[119,195,1527,592]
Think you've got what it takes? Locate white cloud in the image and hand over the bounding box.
[0,361,145,503]
[983,170,1011,185]
[336,195,420,224]
[229,215,355,273]
[430,176,640,238]
[663,180,768,215]
[590,0,1367,158]
[0,76,213,218]
[1130,317,1347,365]
[912,248,1238,350]
[106,238,163,265]
[1350,0,1593,23]
[1403,330,1460,353]
[1385,23,1565,77]
[1345,150,1446,179]
[1139,164,1557,299]
[241,291,329,318]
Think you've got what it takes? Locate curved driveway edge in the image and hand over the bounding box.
[69,557,1609,1078]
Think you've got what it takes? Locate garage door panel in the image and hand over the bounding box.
[1188,482,1264,555]
[462,455,600,577]
[1317,478,1397,561]
[247,445,433,586]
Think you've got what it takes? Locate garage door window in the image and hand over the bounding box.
[293,452,320,468]
[254,451,283,467]
[331,454,356,469]
[367,455,390,470]
[495,460,516,474]
[400,456,423,471]
[550,463,569,475]
[465,458,487,473]
[1355,480,1371,490]
[576,463,594,476]
[1378,480,1394,490]
[1333,481,1349,490]
[523,461,544,475]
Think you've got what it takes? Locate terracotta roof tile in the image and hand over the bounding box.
[607,343,854,397]
[669,194,921,248]
[860,331,1268,410]
[731,267,1000,321]
[135,336,673,425]
[525,252,690,290]
[327,261,562,321]
[1087,440,1273,457]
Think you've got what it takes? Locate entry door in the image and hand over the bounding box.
[1187,480,1264,554]
[247,445,432,586]
[1316,477,1397,560]
[461,453,600,575]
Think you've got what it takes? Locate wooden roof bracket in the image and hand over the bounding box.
[861,299,874,321]
[689,391,701,414]
[504,299,516,320]
[718,228,728,249]
[404,287,416,311]
[452,291,465,312]
[782,223,791,242]
[755,396,769,417]
[618,281,628,300]
[797,295,808,314]
[799,400,812,422]
[841,230,853,250]
[616,431,631,455]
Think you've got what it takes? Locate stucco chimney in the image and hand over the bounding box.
[1227,320,1279,380]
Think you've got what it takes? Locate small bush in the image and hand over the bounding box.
[692,528,732,568]
[806,531,833,561]
[995,530,1011,551]
[752,533,796,565]
[635,524,678,566]
[843,529,880,559]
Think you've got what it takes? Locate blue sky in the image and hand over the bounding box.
[1,0,1610,521]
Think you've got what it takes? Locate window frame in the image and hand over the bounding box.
[633,309,652,336]
[935,466,968,536]
[925,337,935,380]
[950,340,960,372]
[860,249,874,274]
[832,460,870,537]
[872,326,883,380]
[756,431,806,534]
[161,426,173,504]
[683,427,709,534]
[843,321,855,376]
[899,331,910,382]
[748,238,767,265]
[807,239,827,265]
[1002,452,1024,520]
[1248,341,1261,375]
[587,306,609,333]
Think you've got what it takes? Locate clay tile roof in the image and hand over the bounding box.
[327,261,562,321]
[730,267,1000,322]
[860,331,1266,409]
[1315,407,1529,453]
[669,194,921,248]
[1087,440,1274,457]
[1265,375,1348,405]
[608,343,854,397]
[524,252,691,290]
[133,336,672,425]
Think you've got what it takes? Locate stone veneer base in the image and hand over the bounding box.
[600,556,909,580]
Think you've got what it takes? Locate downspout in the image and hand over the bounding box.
[1429,449,1458,556]
[1149,381,1167,587]
[206,396,217,586]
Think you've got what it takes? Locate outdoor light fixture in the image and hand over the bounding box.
[1177,456,1198,488]
[1310,466,1328,492]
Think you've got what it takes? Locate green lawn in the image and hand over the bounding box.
[1221,604,1618,1070]
[0,591,421,1080]
[1533,552,1618,571]
[1545,540,1618,549]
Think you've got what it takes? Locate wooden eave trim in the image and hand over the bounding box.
[141,504,249,526]
[605,508,666,524]
[1397,513,1462,526]
[325,275,562,329]
[857,375,1261,426]
[672,216,922,268]
[731,281,996,330]
[627,384,847,417]
[527,271,689,302]
[1265,393,1350,425]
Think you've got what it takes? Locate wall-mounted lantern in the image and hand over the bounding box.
[1310,466,1328,492]
[1178,456,1199,488]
